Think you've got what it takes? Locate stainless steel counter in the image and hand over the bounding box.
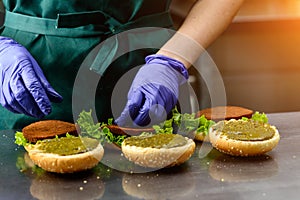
[1,112,300,200]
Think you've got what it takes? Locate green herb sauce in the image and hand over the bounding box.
[215,120,275,141]
[36,137,99,156]
[124,134,187,148]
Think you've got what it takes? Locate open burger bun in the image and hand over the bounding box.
[25,139,104,173]
[193,106,253,142]
[197,106,254,121]
[22,120,78,143]
[209,119,280,157]
[121,134,196,168]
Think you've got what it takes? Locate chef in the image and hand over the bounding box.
[0,0,244,129]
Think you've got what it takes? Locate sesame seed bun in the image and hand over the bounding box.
[121,134,196,168]
[209,119,280,156]
[25,138,104,173]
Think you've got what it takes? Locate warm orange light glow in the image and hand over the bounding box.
[235,0,300,22]
[207,0,300,113]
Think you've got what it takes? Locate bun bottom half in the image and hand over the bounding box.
[209,124,280,157]
[121,138,196,168]
[25,143,104,173]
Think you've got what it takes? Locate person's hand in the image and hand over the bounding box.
[0,36,63,118]
[115,54,189,126]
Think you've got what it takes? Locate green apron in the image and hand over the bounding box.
[0,0,174,130]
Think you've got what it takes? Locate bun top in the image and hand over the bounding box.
[107,125,154,136]
[22,120,78,143]
[197,106,253,121]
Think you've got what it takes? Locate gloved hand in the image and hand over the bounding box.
[0,36,63,118]
[115,54,189,127]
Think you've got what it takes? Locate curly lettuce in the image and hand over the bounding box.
[152,107,214,136]
[15,131,29,146]
[242,111,268,123]
[77,110,126,146]
[196,115,215,136]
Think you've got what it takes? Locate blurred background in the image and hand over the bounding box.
[1,0,300,113]
[171,0,300,113]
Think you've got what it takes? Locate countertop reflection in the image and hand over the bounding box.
[1,112,300,200]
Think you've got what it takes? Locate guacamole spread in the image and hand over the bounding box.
[215,120,275,141]
[124,134,187,148]
[36,137,99,156]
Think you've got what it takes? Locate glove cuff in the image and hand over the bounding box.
[145,54,189,80]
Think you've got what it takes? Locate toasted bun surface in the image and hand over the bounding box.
[197,106,253,121]
[107,125,154,136]
[22,120,77,143]
[25,138,104,173]
[209,120,280,156]
[121,135,196,168]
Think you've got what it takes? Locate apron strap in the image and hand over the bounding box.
[3,10,109,37]
[90,26,174,76]
[88,11,174,76]
[3,10,173,37]
[105,11,173,35]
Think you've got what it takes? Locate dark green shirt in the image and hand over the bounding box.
[0,0,174,129]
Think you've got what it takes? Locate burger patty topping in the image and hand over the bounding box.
[36,137,99,156]
[213,120,275,141]
[123,134,187,148]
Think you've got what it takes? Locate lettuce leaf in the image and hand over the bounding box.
[152,107,215,136]
[77,110,126,146]
[251,111,268,123]
[153,118,174,134]
[196,115,215,136]
[15,131,29,146]
[242,111,268,123]
[77,110,103,140]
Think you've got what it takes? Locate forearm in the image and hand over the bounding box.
[157,0,244,68]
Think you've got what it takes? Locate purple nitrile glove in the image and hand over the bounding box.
[0,36,63,118]
[115,54,189,127]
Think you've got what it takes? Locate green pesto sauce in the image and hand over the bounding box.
[36,137,99,156]
[124,134,187,148]
[215,120,275,141]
